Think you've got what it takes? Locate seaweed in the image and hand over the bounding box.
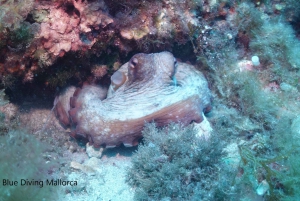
[126,123,234,201]
[236,116,300,201]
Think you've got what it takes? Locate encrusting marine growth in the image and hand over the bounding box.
[54,51,211,148]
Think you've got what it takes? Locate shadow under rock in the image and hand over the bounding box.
[101,143,139,158]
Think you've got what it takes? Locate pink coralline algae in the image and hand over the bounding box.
[39,0,113,60]
[54,52,211,148]
[0,0,113,81]
[0,0,204,84]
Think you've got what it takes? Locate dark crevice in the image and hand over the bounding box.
[64,3,80,17]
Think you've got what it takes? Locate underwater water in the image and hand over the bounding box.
[1,0,300,201]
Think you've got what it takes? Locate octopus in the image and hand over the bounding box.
[54,51,211,148]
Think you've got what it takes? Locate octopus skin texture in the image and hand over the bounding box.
[54,51,211,148]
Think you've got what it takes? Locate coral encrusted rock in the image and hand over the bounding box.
[55,52,211,148]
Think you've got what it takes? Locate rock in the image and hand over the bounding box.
[70,161,97,176]
[86,143,104,158]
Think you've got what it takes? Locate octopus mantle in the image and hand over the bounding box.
[54,52,211,148]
